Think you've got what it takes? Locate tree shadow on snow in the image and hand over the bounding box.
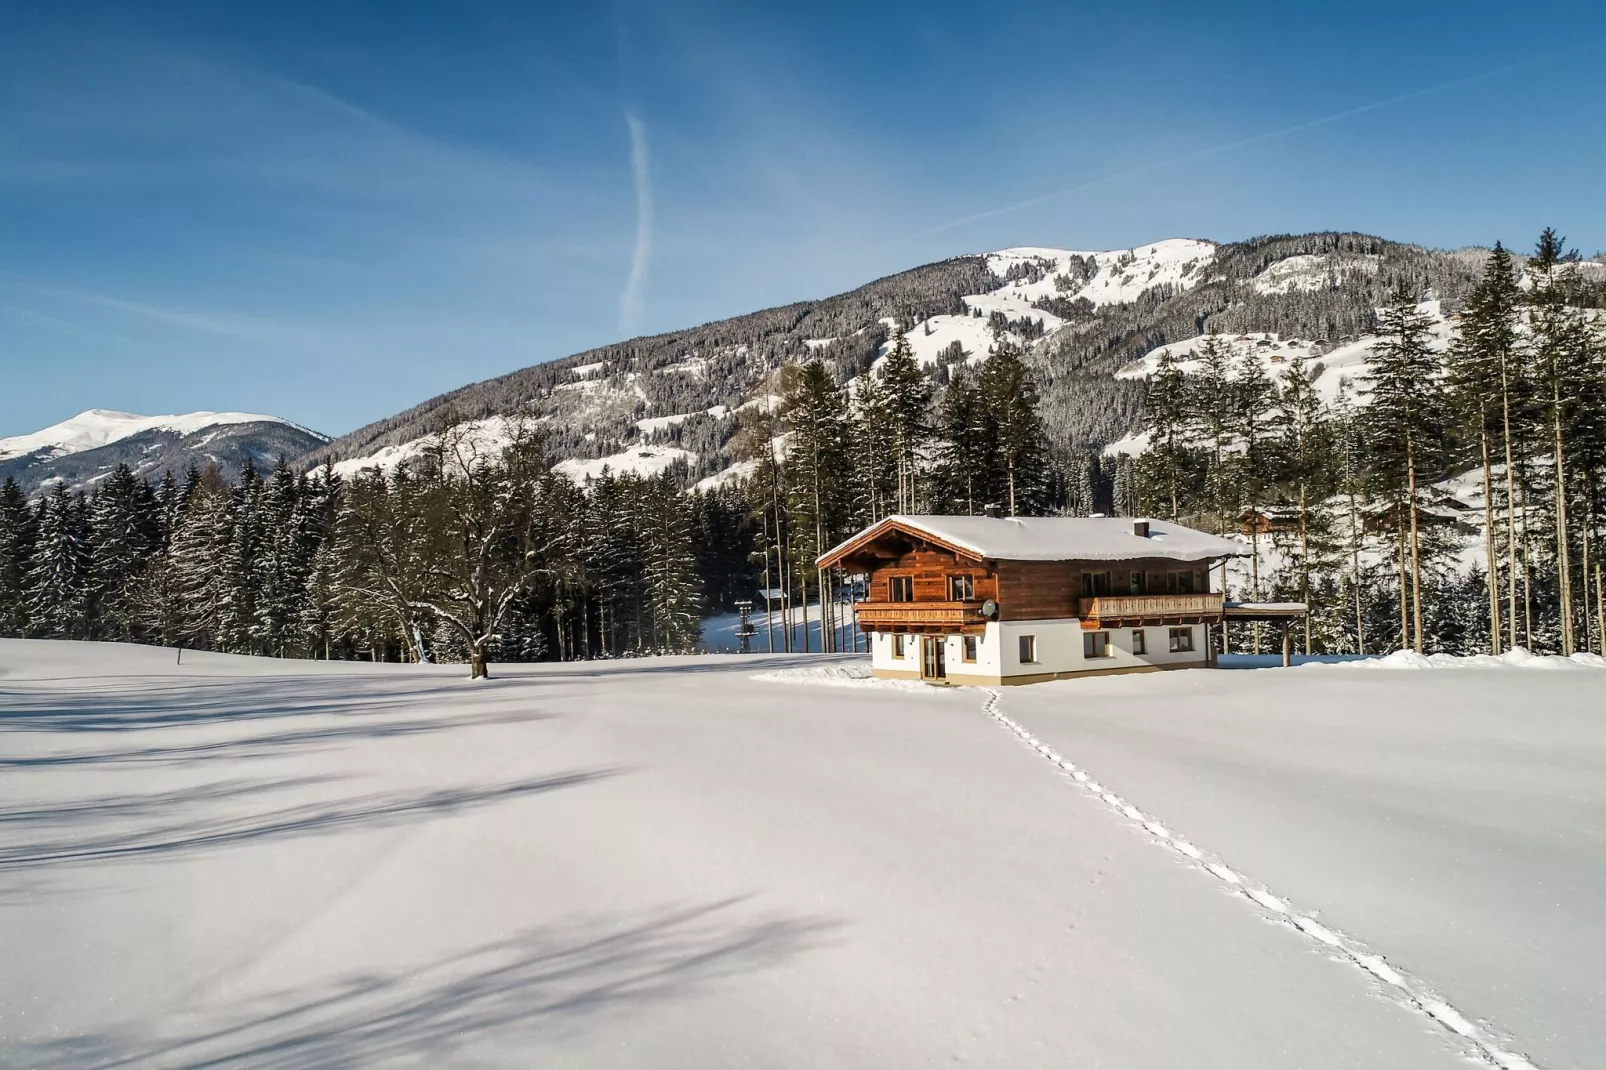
[0,768,619,872]
[0,676,569,768]
[18,897,842,1070]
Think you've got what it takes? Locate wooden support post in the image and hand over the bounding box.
[1281,622,1292,668]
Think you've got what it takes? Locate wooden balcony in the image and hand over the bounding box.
[853,600,987,633]
[1078,592,1224,630]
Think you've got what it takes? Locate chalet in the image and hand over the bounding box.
[817,513,1248,685]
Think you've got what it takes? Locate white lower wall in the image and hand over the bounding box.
[998,619,1205,676]
[869,620,1206,680]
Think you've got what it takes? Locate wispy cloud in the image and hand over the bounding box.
[618,111,652,336]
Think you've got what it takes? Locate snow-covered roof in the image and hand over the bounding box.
[818,514,1243,567]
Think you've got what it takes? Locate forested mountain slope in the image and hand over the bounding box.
[307,233,1507,482]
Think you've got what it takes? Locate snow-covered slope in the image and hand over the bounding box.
[0,409,315,462]
[879,238,1217,369]
[1,409,329,497]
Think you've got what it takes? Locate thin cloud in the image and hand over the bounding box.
[904,58,1545,244]
[619,111,652,336]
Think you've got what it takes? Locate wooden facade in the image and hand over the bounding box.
[823,520,1220,636]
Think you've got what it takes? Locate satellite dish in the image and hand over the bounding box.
[981,599,998,619]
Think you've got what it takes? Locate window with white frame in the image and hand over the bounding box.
[1083,631,1111,659]
[1018,635,1037,664]
[1131,629,1146,655]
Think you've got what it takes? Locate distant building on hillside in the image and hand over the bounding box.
[818,512,1302,685]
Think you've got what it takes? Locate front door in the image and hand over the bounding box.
[921,636,947,681]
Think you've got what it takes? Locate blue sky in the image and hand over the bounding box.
[2,0,1603,438]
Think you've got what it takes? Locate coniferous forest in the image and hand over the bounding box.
[3,230,1603,673]
[1128,230,1606,658]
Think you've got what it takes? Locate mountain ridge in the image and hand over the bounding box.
[1,409,330,498]
[300,231,1499,487]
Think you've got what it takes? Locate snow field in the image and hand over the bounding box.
[978,687,1539,1070]
[1,640,1497,1068]
[1003,666,1606,1070]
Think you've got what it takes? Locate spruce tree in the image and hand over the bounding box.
[640,471,702,651]
[26,485,89,639]
[1270,355,1338,653]
[931,366,987,515]
[87,464,160,642]
[1140,349,1192,520]
[1362,282,1447,652]
[0,478,39,637]
[783,360,852,651]
[1449,245,1521,652]
[976,341,1053,516]
[878,328,932,513]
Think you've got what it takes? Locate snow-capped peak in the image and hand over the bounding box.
[0,409,320,462]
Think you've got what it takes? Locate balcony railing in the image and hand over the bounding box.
[1078,593,1224,628]
[853,600,987,630]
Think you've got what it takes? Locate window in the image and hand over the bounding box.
[947,574,975,601]
[1083,631,1111,659]
[1129,570,1148,594]
[1131,629,1146,655]
[962,635,978,663]
[1018,635,1037,664]
[1081,571,1111,597]
[888,576,913,602]
[1169,627,1195,653]
[892,634,906,658]
[1166,570,1199,594]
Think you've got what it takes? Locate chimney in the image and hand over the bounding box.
[1133,521,1150,538]
[983,503,1001,519]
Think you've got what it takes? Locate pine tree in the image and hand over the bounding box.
[168,475,230,650]
[26,485,89,639]
[640,472,702,651]
[1270,355,1338,653]
[976,341,1053,516]
[87,464,160,642]
[1525,230,1591,654]
[0,478,39,637]
[932,366,988,515]
[1235,348,1276,647]
[1141,348,1191,520]
[1362,282,1447,652]
[878,328,932,513]
[783,360,852,652]
[1449,245,1521,653]
[1189,332,1240,599]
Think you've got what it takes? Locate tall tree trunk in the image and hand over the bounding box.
[1519,472,1534,648]
[762,508,774,653]
[1250,523,1262,654]
[1347,467,1365,655]
[1407,445,1424,654]
[1298,483,1311,654]
[1500,357,1520,650]
[800,567,810,654]
[1396,501,1410,652]
[1597,561,1605,657]
[1553,391,1575,654]
[1479,429,1501,654]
